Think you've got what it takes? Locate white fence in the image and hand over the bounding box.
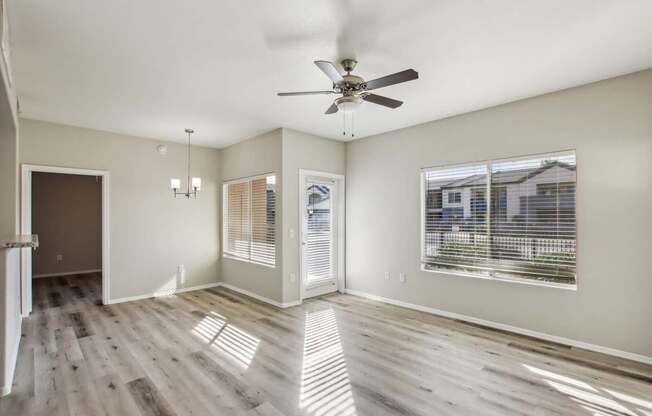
[425,232,576,260]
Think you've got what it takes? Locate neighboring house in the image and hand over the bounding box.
[427,161,576,228]
[307,184,331,212]
[306,184,332,231]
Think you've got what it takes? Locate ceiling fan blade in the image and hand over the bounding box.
[277,90,334,96]
[363,94,403,109]
[314,60,344,83]
[325,103,338,114]
[364,69,418,90]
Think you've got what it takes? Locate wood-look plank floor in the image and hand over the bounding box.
[2,273,652,415]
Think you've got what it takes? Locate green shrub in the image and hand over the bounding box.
[439,242,488,258]
[532,251,575,265]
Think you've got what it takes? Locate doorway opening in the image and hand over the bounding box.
[21,165,110,315]
[299,170,345,300]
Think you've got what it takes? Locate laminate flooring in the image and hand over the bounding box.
[2,273,651,415]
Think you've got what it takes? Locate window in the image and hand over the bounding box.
[447,191,462,203]
[223,174,276,266]
[422,151,576,286]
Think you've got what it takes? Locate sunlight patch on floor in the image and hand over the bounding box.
[523,364,598,392]
[602,388,652,413]
[523,363,651,416]
[300,308,357,416]
[192,311,259,367]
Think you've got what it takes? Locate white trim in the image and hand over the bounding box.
[222,172,278,267]
[20,164,110,316]
[419,150,578,290]
[20,165,31,316]
[108,281,301,309]
[223,171,275,185]
[1,317,21,397]
[218,282,301,308]
[344,288,652,366]
[107,282,222,304]
[421,266,578,291]
[21,164,108,177]
[298,169,345,302]
[33,269,102,279]
[420,148,577,172]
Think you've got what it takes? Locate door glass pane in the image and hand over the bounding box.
[305,183,332,285]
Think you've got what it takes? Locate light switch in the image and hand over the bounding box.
[289,228,295,239]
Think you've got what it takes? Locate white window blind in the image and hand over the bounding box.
[223,174,276,266]
[422,151,576,285]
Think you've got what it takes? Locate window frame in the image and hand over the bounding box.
[419,150,578,290]
[222,172,277,268]
[447,191,462,204]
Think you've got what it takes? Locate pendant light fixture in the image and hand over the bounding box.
[170,128,201,198]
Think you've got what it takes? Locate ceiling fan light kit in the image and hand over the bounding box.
[335,95,362,114]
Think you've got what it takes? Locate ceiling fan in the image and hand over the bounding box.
[277,59,418,114]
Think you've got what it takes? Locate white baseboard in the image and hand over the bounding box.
[106,281,302,309]
[33,269,102,278]
[282,300,303,308]
[107,282,221,304]
[217,283,301,308]
[1,317,22,397]
[344,288,652,366]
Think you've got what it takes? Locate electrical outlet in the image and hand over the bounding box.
[399,272,406,283]
[384,271,390,281]
[178,265,186,285]
[56,254,63,262]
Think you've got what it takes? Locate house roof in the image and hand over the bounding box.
[307,184,331,210]
[440,161,576,190]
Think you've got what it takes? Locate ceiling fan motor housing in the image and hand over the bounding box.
[338,74,365,95]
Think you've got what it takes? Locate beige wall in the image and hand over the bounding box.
[345,69,652,358]
[219,129,283,302]
[217,128,346,305]
[281,129,346,303]
[32,172,102,276]
[19,119,221,300]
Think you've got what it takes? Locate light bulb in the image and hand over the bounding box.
[170,178,181,190]
[191,177,202,191]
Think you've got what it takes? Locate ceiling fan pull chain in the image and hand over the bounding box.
[352,113,355,138]
[342,111,346,136]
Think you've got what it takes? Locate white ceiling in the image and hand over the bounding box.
[9,0,652,148]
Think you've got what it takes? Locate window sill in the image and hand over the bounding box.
[421,265,577,291]
[223,254,276,269]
